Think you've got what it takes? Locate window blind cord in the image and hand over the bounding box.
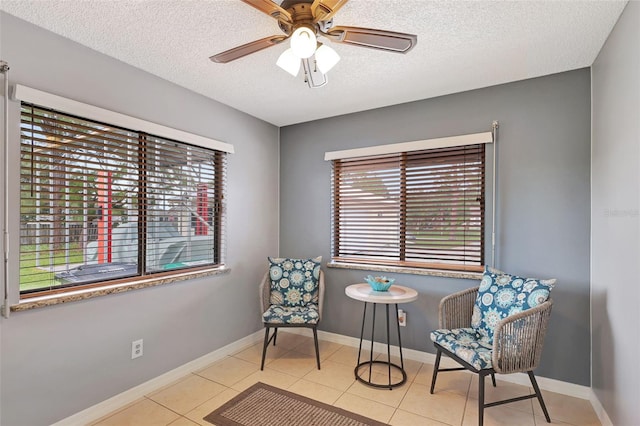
[491,120,499,269]
[1,60,10,318]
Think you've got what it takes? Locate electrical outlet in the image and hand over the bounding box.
[398,309,407,327]
[131,339,143,359]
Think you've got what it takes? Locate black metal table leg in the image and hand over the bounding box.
[368,303,376,382]
[386,303,392,389]
[356,302,367,368]
[354,301,407,389]
[395,303,405,371]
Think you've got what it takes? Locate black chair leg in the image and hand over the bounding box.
[430,348,442,394]
[260,327,270,371]
[479,372,487,426]
[528,371,551,423]
[491,372,497,387]
[312,326,321,370]
[272,328,278,346]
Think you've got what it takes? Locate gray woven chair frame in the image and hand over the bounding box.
[430,286,553,426]
[259,270,325,371]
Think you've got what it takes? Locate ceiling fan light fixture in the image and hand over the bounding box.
[290,26,317,59]
[315,44,340,74]
[209,0,418,89]
[276,48,301,77]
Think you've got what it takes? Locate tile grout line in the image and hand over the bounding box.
[141,395,185,425]
[459,371,473,426]
[93,335,601,426]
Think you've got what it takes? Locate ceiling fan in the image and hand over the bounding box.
[210,0,417,88]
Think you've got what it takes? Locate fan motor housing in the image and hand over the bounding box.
[277,2,333,35]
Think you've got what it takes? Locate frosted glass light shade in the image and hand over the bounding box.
[315,44,340,74]
[277,48,300,76]
[290,26,317,59]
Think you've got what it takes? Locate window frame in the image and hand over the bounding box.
[328,136,491,274]
[14,88,233,300]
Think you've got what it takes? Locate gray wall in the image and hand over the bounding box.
[280,69,592,386]
[0,13,279,425]
[592,2,640,425]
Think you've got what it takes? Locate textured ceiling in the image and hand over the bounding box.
[0,0,627,126]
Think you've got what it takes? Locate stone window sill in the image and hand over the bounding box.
[326,262,481,280]
[12,267,230,312]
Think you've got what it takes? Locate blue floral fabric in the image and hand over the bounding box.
[471,266,555,343]
[268,256,321,308]
[262,304,320,325]
[430,328,494,370]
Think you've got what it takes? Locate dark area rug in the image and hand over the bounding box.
[203,382,388,426]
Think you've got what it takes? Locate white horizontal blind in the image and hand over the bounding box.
[331,144,485,272]
[19,104,141,293]
[19,103,227,296]
[144,135,226,273]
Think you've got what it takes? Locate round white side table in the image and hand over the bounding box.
[345,283,418,389]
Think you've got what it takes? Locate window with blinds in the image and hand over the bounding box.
[331,144,485,272]
[19,103,226,296]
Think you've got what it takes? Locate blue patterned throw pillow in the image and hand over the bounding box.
[471,266,555,343]
[268,257,322,307]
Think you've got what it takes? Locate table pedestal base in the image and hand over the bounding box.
[346,284,418,391]
[355,302,408,390]
[355,360,407,389]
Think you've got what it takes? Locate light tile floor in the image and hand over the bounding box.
[91,332,601,426]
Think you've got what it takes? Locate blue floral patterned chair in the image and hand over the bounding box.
[260,256,324,370]
[429,266,555,426]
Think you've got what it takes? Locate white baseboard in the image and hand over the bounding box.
[285,330,613,421]
[589,389,614,426]
[314,329,593,400]
[52,331,264,426]
[55,327,611,425]
[315,328,435,364]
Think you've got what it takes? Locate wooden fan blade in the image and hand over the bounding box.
[326,26,417,53]
[210,35,288,63]
[312,0,350,22]
[241,0,292,23]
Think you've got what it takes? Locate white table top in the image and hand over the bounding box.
[345,283,418,304]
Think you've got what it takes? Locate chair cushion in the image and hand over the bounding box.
[262,304,320,325]
[268,256,321,307]
[471,266,555,343]
[430,328,494,370]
